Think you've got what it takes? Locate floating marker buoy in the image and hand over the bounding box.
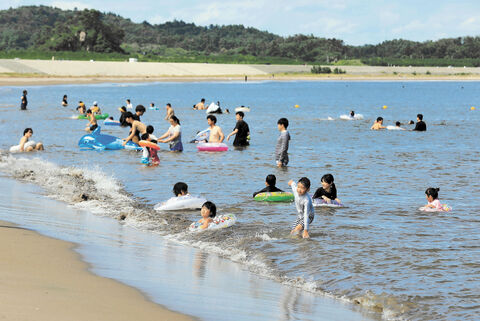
[382,105,388,109]
[471,106,476,110]
[294,104,300,108]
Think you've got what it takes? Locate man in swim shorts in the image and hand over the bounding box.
[206,115,225,143]
[85,109,98,132]
[123,111,147,145]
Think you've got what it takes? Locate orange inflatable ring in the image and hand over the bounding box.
[138,140,160,150]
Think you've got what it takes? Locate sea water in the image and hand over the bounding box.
[1,81,479,321]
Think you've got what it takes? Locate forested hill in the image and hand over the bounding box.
[1,5,480,66]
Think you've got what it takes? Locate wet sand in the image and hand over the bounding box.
[0,220,194,321]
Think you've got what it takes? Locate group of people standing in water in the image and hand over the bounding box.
[13,89,444,239]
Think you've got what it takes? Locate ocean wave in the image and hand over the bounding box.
[0,152,406,320]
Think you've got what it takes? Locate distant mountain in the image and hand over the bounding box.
[1,5,480,64]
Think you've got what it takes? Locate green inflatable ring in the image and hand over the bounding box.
[254,192,294,202]
[77,113,109,120]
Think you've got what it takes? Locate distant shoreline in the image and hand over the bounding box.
[1,58,480,86]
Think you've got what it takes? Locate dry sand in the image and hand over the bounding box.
[0,59,480,86]
[0,220,194,321]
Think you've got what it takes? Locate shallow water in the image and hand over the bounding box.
[1,81,480,320]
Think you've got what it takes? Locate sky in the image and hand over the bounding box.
[2,0,480,45]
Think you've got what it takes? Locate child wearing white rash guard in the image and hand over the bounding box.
[288,177,315,238]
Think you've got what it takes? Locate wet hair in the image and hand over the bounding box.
[135,105,146,113]
[146,125,154,134]
[120,106,127,112]
[141,133,149,140]
[201,98,205,102]
[236,111,244,118]
[202,201,216,218]
[350,110,355,116]
[23,90,27,94]
[425,187,440,200]
[108,116,114,120]
[173,182,188,196]
[396,121,401,126]
[277,118,289,128]
[166,103,171,107]
[376,117,383,122]
[86,109,92,114]
[124,111,134,119]
[63,95,67,99]
[23,128,33,135]
[150,102,154,107]
[170,115,180,125]
[126,99,131,103]
[298,177,311,190]
[265,174,276,186]
[417,114,423,121]
[207,115,217,124]
[408,120,414,124]
[321,174,334,185]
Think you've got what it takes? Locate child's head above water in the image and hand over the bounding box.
[201,201,216,218]
[266,174,276,187]
[297,177,311,195]
[425,187,440,200]
[395,121,401,127]
[321,173,335,190]
[141,133,150,141]
[376,117,383,123]
[146,125,154,134]
[173,182,189,196]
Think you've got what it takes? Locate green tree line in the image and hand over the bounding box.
[1,6,480,66]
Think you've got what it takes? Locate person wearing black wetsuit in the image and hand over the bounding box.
[20,90,27,110]
[253,174,284,197]
[413,114,427,131]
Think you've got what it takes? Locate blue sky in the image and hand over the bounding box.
[3,0,480,45]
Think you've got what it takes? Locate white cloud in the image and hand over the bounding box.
[50,1,90,10]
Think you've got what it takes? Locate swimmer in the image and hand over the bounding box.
[133,105,146,121]
[105,116,120,124]
[193,98,206,110]
[206,115,225,143]
[165,103,175,121]
[288,177,314,239]
[173,182,190,197]
[61,95,68,107]
[146,125,157,140]
[140,133,159,165]
[313,174,341,204]
[118,106,128,126]
[371,117,386,130]
[84,109,98,132]
[76,101,86,114]
[91,101,101,115]
[253,174,284,197]
[275,118,290,167]
[10,128,44,152]
[123,111,147,145]
[226,111,250,147]
[423,187,443,210]
[395,121,406,130]
[408,120,415,125]
[126,99,133,109]
[224,108,230,114]
[20,90,27,110]
[158,116,183,151]
[350,110,355,118]
[413,114,427,131]
[196,201,217,229]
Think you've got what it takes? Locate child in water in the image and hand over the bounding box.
[275,118,290,167]
[173,182,189,197]
[288,177,315,238]
[197,201,217,229]
[424,187,443,210]
[140,133,159,165]
[253,174,284,197]
[313,174,341,204]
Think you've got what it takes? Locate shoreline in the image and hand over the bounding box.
[0,219,194,321]
[1,73,480,86]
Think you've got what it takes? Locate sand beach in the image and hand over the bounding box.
[1,58,480,86]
